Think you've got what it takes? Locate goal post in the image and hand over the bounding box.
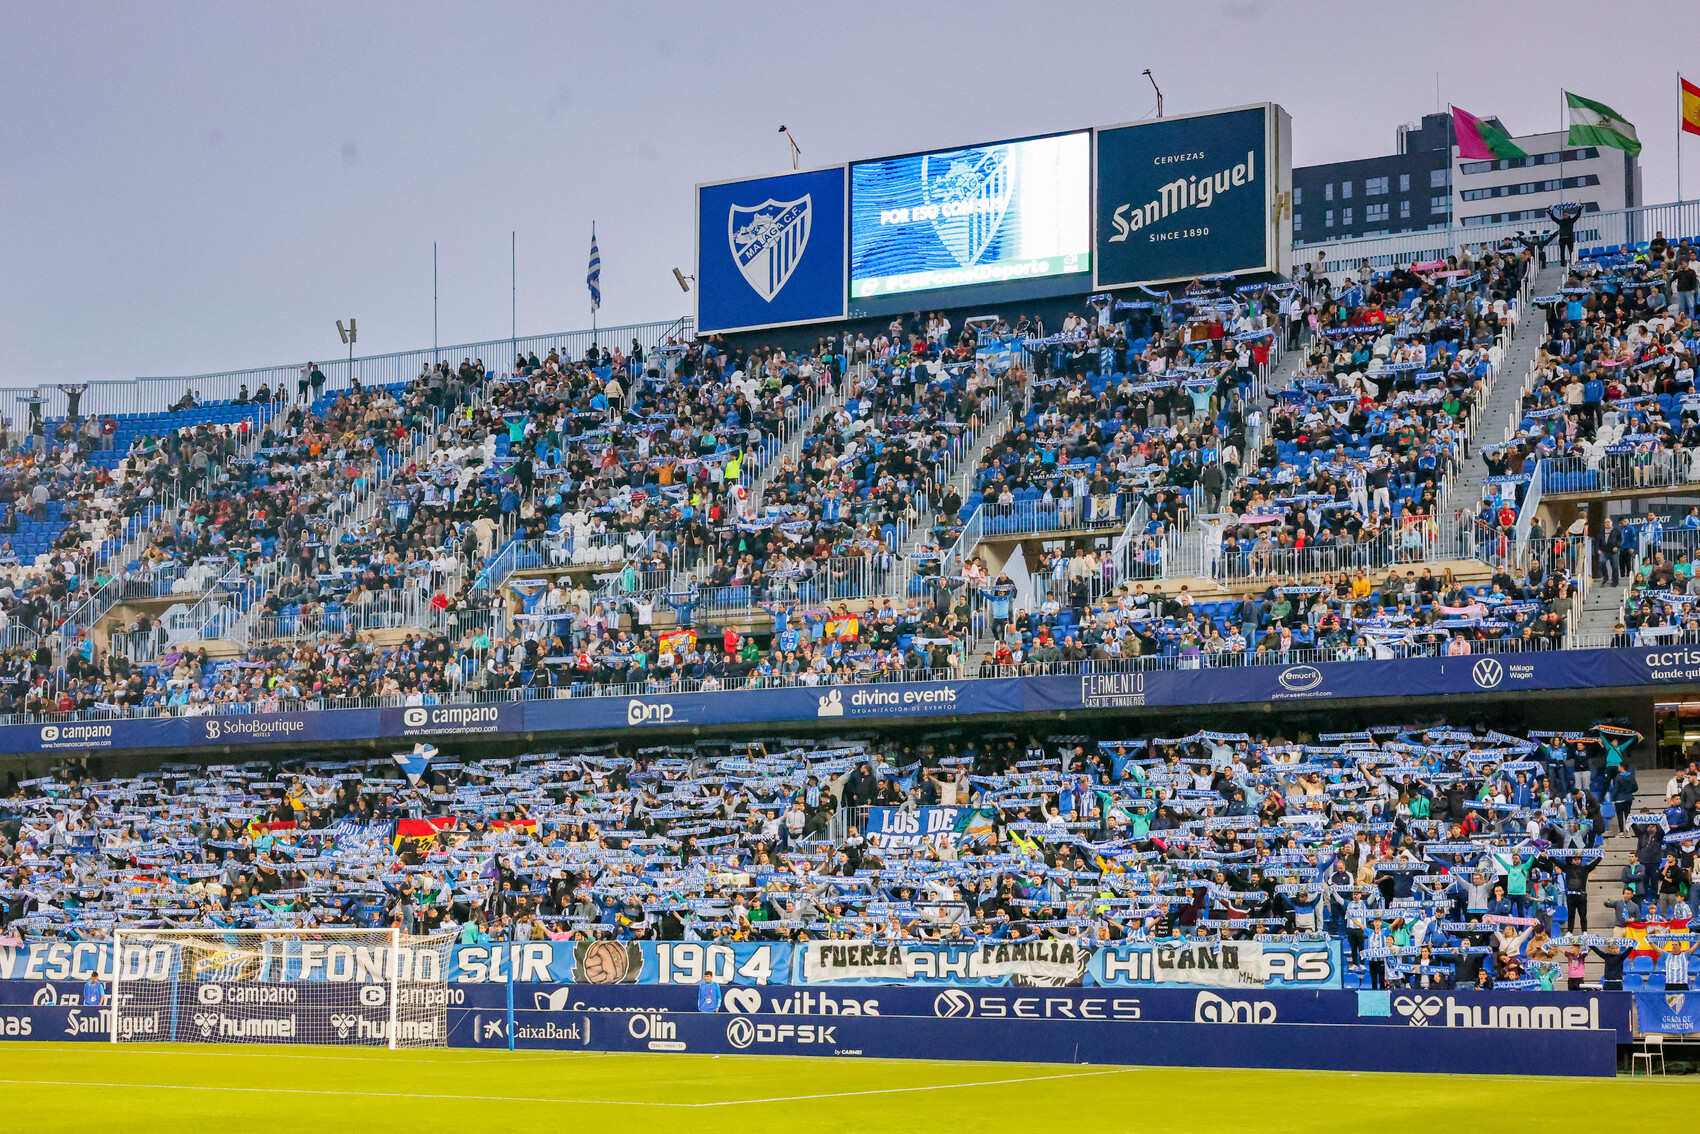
[109,927,457,1048]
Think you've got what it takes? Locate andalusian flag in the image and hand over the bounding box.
[1451,105,1526,160]
[1566,91,1642,155]
[1682,76,1700,138]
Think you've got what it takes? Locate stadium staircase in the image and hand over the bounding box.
[1261,332,1311,397]
[1452,263,1561,503]
[209,394,460,651]
[897,395,1017,566]
[1575,580,1629,643]
[1584,778,1670,984]
[740,365,863,512]
[57,401,278,656]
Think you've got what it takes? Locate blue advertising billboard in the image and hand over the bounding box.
[695,166,846,334]
[0,644,1691,756]
[451,1006,1618,1077]
[849,130,1091,314]
[1095,103,1291,288]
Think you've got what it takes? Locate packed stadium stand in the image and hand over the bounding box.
[1,225,1698,1026]
[0,236,1676,708]
[0,719,1690,994]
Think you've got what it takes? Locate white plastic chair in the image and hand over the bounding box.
[1631,1033,1665,1076]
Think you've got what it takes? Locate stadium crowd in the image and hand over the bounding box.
[0,719,1687,992]
[1495,235,1700,494]
[9,230,1698,728]
[1223,245,1525,579]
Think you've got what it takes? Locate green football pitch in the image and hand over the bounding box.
[0,1043,1686,1132]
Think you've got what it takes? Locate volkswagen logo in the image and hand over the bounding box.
[932,989,975,1018]
[1471,658,1504,689]
[725,1016,755,1049]
[1277,665,1324,692]
[403,708,429,728]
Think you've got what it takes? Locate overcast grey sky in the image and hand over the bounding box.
[2,0,1692,384]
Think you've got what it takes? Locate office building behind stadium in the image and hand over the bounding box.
[1294,110,1643,244]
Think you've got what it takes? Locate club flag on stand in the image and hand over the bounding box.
[393,742,438,786]
[1683,76,1700,137]
[1566,91,1642,155]
[1451,106,1527,160]
[587,225,602,311]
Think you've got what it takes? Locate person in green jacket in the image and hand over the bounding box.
[1493,850,1531,915]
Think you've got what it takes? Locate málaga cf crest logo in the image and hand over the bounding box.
[729,196,811,302]
[922,145,1011,268]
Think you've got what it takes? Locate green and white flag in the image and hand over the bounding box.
[1565,91,1642,155]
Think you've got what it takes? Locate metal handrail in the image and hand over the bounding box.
[0,318,697,420]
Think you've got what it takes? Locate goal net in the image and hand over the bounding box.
[110,928,458,1048]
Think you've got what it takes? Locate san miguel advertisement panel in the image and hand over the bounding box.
[1095,103,1290,287]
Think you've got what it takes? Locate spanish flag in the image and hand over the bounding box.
[1685,76,1700,137]
[392,816,457,850]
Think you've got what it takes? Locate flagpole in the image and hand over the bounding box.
[1680,72,1685,205]
[1446,105,1456,254]
[591,222,597,345]
[1559,87,1566,206]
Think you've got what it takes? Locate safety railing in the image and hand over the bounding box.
[247,590,448,643]
[54,500,178,640]
[1028,568,1126,612]
[937,507,984,581]
[161,561,279,647]
[695,556,913,618]
[445,604,512,643]
[1518,532,1591,587]
[591,566,673,605]
[0,317,696,420]
[1296,197,1700,276]
[1648,524,1700,568]
[478,528,657,594]
[968,494,1136,541]
[827,806,873,844]
[1165,510,1480,587]
[1538,451,1700,498]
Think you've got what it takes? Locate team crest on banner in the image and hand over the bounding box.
[922,146,1011,267]
[729,197,812,301]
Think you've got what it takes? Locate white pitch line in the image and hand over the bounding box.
[0,1067,1140,1109]
[692,1066,1140,1105]
[59,1047,568,1065]
[0,1080,691,1107]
